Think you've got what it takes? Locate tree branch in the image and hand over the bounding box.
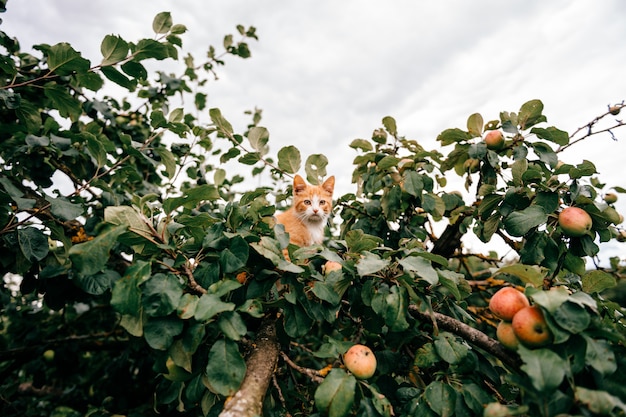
[219,315,281,417]
[408,305,521,369]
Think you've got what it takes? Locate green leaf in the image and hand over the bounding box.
[277,145,301,174]
[205,339,246,396]
[100,34,129,65]
[495,263,546,287]
[399,256,438,285]
[424,381,456,417]
[48,196,84,221]
[356,253,389,276]
[68,224,126,276]
[18,227,49,262]
[153,11,173,34]
[155,147,177,178]
[503,206,548,237]
[382,116,397,136]
[436,128,471,146]
[15,100,42,132]
[530,142,558,168]
[345,230,382,253]
[531,126,569,146]
[349,139,373,152]
[144,317,183,350]
[73,269,120,295]
[305,154,329,184]
[219,236,249,273]
[518,99,546,129]
[583,335,617,376]
[217,311,247,341]
[434,332,469,365]
[194,294,235,322]
[110,261,151,315]
[553,301,590,334]
[141,273,183,317]
[247,126,269,154]
[283,303,313,338]
[582,270,616,293]
[105,206,152,239]
[134,38,170,61]
[315,369,356,417]
[100,66,137,91]
[163,184,220,213]
[402,171,424,197]
[518,345,567,391]
[85,132,108,167]
[46,42,90,75]
[576,387,626,415]
[382,285,410,332]
[43,84,82,121]
[120,60,147,80]
[467,113,483,137]
[209,107,233,135]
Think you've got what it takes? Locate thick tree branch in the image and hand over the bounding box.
[220,315,281,417]
[408,305,521,369]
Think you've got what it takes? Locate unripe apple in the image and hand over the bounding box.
[558,206,592,237]
[343,344,377,379]
[604,193,618,204]
[43,349,55,362]
[496,320,519,350]
[323,260,342,275]
[489,287,530,321]
[484,130,505,150]
[512,305,552,348]
[463,158,480,173]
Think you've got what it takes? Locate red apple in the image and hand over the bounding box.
[609,105,621,116]
[484,130,505,150]
[496,320,519,350]
[512,305,552,348]
[558,207,592,237]
[489,287,530,321]
[343,344,377,379]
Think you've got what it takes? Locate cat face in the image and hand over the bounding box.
[292,175,335,224]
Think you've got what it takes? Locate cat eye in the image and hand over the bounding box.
[304,199,311,205]
[319,200,326,205]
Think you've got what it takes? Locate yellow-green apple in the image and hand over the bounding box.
[604,193,618,204]
[489,287,530,321]
[496,320,519,350]
[511,305,552,348]
[558,206,592,237]
[343,344,377,379]
[484,130,505,150]
[463,158,480,173]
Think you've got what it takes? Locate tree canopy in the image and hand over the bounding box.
[1,8,626,417]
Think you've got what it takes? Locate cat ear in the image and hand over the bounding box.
[293,175,307,194]
[321,176,335,194]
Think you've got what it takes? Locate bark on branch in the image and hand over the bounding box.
[220,316,281,417]
[409,305,521,369]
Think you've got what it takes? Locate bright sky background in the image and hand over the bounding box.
[3,0,625,261]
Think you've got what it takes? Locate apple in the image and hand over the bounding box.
[323,260,342,275]
[398,158,414,173]
[42,349,55,362]
[484,130,505,150]
[343,344,377,379]
[496,320,519,350]
[609,105,621,115]
[511,305,552,348]
[604,193,618,204]
[488,287,530,321]
[558,206,592,237]
[463,158,480,173]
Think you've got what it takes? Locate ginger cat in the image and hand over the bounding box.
[276,174,335,248]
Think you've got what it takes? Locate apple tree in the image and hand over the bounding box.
[1,6,626,417]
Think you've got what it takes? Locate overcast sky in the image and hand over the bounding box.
[2,0,625,260]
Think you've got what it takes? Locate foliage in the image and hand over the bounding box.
[1,6,626,417]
